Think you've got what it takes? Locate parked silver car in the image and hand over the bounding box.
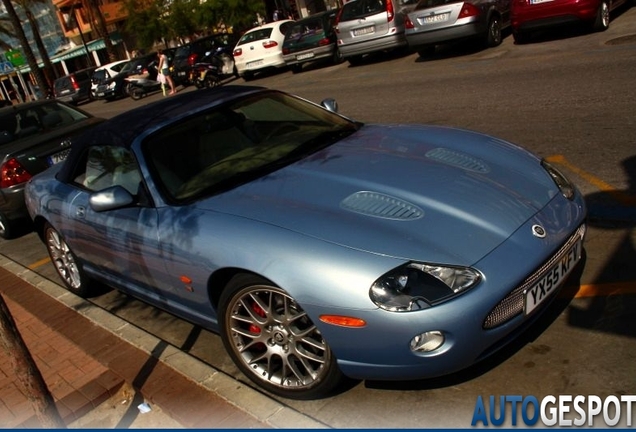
[335,0,416,65]
[405,0,510,57]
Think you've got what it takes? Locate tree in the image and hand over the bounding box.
[82,0,117,62]
[14,0,57,86]
[0,17,16,51]
[0,0,49,97]
[0,294,65,428]
[121,0,166,50]
[165,0,198,42]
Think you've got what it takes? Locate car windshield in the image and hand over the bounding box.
[340,0,388,20]
[143,91,360,202]
[92,70,108,83]
[286,18,325,40]
[415,0,458,8]
[0,102,89,145]
[237,28,274,45]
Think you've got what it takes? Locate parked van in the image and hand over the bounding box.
[335,0,415,65]
[53,67,97,105]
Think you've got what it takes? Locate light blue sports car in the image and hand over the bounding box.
[25,86,586,399]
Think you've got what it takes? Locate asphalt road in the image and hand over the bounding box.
[1,8,635,428]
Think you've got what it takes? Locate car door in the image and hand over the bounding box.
[65,145,172,300]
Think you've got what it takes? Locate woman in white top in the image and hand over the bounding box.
[157,49,176,95]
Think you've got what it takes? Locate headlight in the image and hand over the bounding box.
[108,82,116,89]
[370,263,481,312]
[542,160,575,200]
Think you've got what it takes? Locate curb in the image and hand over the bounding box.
[0,255,327,429]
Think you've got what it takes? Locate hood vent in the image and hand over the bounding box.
[426,148,490,173]
[341,191,424,221]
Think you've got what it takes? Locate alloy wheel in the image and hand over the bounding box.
[224,284,333,391]
[46,227,82,290]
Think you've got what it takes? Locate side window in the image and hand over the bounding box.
[73,146,142,195]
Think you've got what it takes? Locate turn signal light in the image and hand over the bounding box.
[319,315,367,327]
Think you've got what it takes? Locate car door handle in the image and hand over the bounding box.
[75,206,86,218]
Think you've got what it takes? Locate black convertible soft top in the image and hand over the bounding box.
[57,85,266,183]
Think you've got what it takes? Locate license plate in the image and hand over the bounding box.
[423,12,450,23]
[354,26,375,36]
[524,240,582,315]
[246,60,264,69]
[178,71,186,76]
[48,149,71,166]
[297,52,315,60]
[97,92,105,97]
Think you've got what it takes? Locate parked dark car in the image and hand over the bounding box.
[404,0,511,57]
[172,33,238,85]
[90,60,130,99]
[0,100,103,238]
[53,67,97,105]
[282,10,342,73]
[94,53,158,101]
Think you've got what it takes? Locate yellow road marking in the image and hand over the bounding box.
[28,257,51,270]
[546,154,636,206]
[573,282,636,298]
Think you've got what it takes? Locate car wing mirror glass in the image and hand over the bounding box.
[89,186,135,212]
[321,98,338,113]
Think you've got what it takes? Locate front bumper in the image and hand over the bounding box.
[311,193,586,381]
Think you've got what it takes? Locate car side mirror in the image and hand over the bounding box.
[321,98,338,113]
[89,186,135,212]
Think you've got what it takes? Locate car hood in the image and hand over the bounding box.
[205,125,560,265]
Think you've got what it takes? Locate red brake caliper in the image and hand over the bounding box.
[249,301,266,335]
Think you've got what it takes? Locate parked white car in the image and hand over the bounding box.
[90,60,130,98]
[233,20,295,80]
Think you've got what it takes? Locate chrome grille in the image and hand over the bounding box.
[483,224,586,329]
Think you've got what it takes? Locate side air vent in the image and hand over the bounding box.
[340,191,424,221]
[426,148,490,173]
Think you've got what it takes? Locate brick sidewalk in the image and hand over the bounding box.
[0,266,269,428]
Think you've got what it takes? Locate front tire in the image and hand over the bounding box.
[44,223,93,297]
[219,274,343,399]
[130,87,144,100]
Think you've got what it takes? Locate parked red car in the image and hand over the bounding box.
[511,0,629,43]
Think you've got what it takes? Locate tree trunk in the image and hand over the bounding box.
[24,7,57,87]
[0,0,50,97]
[0,294,66,428]
[83,0,117,62]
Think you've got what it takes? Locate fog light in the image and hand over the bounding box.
[410,331,445,353]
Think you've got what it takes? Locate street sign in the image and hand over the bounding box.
[0,62,15,74]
